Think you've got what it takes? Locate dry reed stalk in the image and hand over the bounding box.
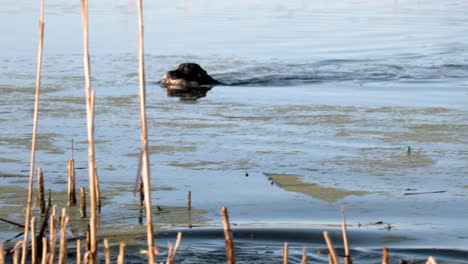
[282,242,288,264]
[382,247,388,264]
[23,0,45,261]
[301,247,308,264]
[136,0,155,262]
[37,167,46,215]
[13,241,24,264]
[83,252,91,264]
[94,168,102,212]
[103,239,110,264]
[58,209,69,264]
[187,191,191,210]
[323,231,339,264]
[80,187,87,218]
[67,160,77,206]
[31,217,37,264]
[40,237,48,264]
[117,243,126,264]
[76,240,82,264]
[221,207,235,264]
[80,0,98,261]
[166,232,182,264]
[341,207,352,264]
[139,182,144,206]
[48,206,57,264]
[0,243,5,264]
[426,256,437,264]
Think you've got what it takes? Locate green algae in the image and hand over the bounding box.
[264,173,368,202]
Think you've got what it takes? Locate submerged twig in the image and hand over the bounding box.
[0,218,25,228]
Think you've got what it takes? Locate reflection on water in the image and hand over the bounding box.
[165,86,212,101]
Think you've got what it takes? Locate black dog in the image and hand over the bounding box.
[161,63,222,90]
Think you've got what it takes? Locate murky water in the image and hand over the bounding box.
[1,0,468,262]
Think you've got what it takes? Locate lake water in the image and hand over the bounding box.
[1,0,468,263]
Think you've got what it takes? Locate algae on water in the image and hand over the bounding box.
[264,173,368,203]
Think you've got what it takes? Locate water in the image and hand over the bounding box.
[1,0,468,263]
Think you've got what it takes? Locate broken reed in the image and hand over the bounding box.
[136,0,156,262]
[23,0,45,261]
[221,207,235,264]
[80,0,98,262]
[37,167,46,215]
[67,159,77,206]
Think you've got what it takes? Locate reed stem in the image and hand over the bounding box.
[80,187,87,218]
[48,206,57,264]
[37,167,46,214]
[117,243,126,264]
[103,239,110,264]
[80,0,98,261]
[31,217,37,264]
[76,240,82,264]
[24,0,45,261]
[301,247,308,264]
[136,0,155,262]
[40,237,48,264]
[58,209,69,264]
[187,191,191,210]
[382,247,388,264]
[67,160,77,206]
[341,207,352,264]
[282,242,288,264]
[0,243,4,264]
[221,207,235,264]
[323,231,339,264]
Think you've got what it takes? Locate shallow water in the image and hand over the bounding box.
[1,0,468,263]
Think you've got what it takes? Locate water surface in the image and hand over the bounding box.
[1,0,468,263]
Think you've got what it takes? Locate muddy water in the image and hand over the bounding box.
[1,0,468,263]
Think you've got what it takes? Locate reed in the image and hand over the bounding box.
[341,207,352,264]
[76,240,82,264]
[94,168,102,212]
[23,0,45,261]
[0,243,4,264]
[31,217,37,264]
[40,237,48,264]
[80,0,98,261]
[166,232,182,264]
[382,247,388,264]
[37,167,46,215]
[80,187,87,218]
[426,256,437,264]
[103,239,110,264]
[301,247,308,264]
[136,0,155,262]
[221,207,235,264]
[13,241,23,264]
[282,242,288,264]
[323,231,339,264]
[187,191,192,210]
[67,160,77,206]
[58,208,69,264]
[48,206,57,264]
[139,182,144,206]
[117,243,126,264]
